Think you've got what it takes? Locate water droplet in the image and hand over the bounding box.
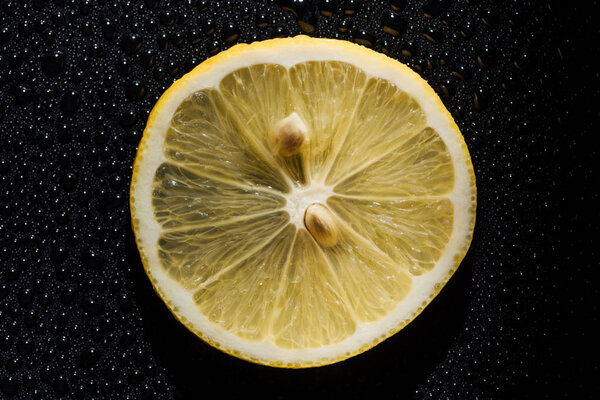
[187,29,202,45]
[1,26,12,44]
[79,1,93,16]
[194,1,210,13]
[459,21,475,38]
[60,288,75,305]
[507,8,524,26]
[452,64,472,80]
[53,10,66,27]
[389,0,406,11]
[343,0,359,15]
[59,172,78,192]
[18,288,34,305]
[279,0,317,33]
[319,0,336,17]
[19,20,34,36]
[0,335,12,350]
[408,57,427,73]
[153,66,166,81]
[337,19,350,33]
[424,27,443,44]
[273,26,288,38]
[12,84,34,105]
[125,80,147,101]
[146,18,159,34]
[1,376,18,397]
[439,78,455,98]
[17,339,34,356]
[179,12,191,26]
[166,60,180,77]
[51,245,68,265]
[160,11,176,27]
[120,330,135,348]
[514,52,532,71]
[22,375,35,389]
[476,46,497,69]
[480,8,499,27]
[157,32,169,51]
[474,86,491,111]
[121,34,143,54]
[77,348,100,369]
[42,52,66,76]
[170,32,185,47]
[52,375,69,395]
[222,22,240,43]
[0,159,10,174]
[144,0,159,9]
[61,91,80,114]
[119,110,138,127]
[400,40,418,57]
[138,50,154,69]
[201,18,216,35]
[102,19,117,41]
[35,18,50,33]
[256,14,269,29]
[116,58,132,76]
[128,369,144,385]
[353,30,375,48]
[423,0,450,19]
[382,11,404,36]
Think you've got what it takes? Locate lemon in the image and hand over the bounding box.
[130,36,476,368]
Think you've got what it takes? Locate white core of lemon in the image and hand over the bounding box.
[284,183,334,228]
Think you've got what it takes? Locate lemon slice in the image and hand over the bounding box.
[130,36,476,368]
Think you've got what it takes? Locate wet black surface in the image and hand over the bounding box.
[1,1,599,399]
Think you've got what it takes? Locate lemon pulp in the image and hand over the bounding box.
[152,61,454,348]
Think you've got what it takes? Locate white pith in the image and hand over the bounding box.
[131,38,476,366]
[284,183,334,228]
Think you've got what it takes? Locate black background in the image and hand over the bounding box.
[1,0,599,399]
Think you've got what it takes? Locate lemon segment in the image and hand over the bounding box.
[328,196,454,276]
[152,163,286,229]
[288,61,368,183]
[318,223,413,323]
[218,64,306,185]
[166,88,290,193]
[333,126,454,197]
[192,225,297,342]
[156,211,289,290]
[325,77,428,185]
[271,229,356,349]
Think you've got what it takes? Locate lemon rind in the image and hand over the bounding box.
[130,36,477,368]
